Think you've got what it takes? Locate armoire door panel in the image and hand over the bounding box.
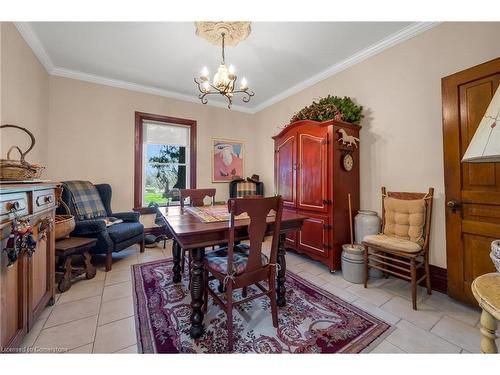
[297,131,328,213]
[276,135,296,207]
[298,214,330,258]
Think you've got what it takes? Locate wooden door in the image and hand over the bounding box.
[442,57,500,305]
[275,133,296,208]
[296,127,329,213]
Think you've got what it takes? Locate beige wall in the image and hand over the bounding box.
[255,22,500,268]
[1,22,49,167]
[47,77,255,211]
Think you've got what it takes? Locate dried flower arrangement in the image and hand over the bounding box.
[290,95,363,125]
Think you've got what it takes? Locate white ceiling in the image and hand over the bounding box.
[17,22,437,113]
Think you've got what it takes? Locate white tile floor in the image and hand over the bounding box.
[19,240,498,354]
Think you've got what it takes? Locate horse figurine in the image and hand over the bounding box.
[338,128,359,148]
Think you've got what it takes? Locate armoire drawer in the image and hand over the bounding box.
[33,189,56,214]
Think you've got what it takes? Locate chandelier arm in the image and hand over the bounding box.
[198,92,209,105]
[225,93,232,109]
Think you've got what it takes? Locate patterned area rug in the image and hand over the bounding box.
[132,259,391,353]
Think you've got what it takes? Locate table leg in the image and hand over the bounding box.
[277,233,287,307]
[479,309,498,353]
[172,240,182,283]
[190,247,205,339]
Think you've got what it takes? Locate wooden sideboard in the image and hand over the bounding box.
[273,119,360,271]
[0,182,59,351]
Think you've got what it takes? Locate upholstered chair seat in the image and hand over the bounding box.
[205,244,269,275]
[363,234,422,253]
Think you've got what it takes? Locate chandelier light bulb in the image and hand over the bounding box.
[202,81,210,93]
[240,77,248,90]
[228,64,235,75]
[214,63,230,89]
[201,66,209,80]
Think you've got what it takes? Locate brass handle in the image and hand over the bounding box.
[7,201,20,212]
[447,200,461,212]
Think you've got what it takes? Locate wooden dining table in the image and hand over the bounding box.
[159,205,306,339]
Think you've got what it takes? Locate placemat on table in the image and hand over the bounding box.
[185,205,274,223]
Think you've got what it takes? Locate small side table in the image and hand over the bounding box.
[471,273,500,354]
[55,237,97,292]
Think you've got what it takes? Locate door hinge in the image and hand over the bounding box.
[322,199,332,205]
[323,244,332,249]
[323,224,332,230]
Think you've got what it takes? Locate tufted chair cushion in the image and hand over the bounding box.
[383,197,426,245]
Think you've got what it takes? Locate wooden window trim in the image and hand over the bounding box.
[134,111,197,209]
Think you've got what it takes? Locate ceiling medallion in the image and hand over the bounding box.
[195,22,251,46]
[194,22,255,109]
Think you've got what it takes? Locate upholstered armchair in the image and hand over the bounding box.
[58,181,145,271]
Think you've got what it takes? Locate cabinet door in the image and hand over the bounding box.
[297,213,331,258]
[28,211,55,328]
[0,236,28,349]
[275,134,296,208]
[297,128,329,213]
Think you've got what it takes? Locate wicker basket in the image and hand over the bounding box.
[0,124,45,181]
[54,215,75,240]
[54,199,75,240]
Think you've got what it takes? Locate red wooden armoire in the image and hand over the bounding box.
[273,119,360,271]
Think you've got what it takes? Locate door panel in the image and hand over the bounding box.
[276,135,296,207]
[29,212,55,327]
[1,237,27,348]
[298,214,330,258]
[297,129,328,213]
[442,58,500,305]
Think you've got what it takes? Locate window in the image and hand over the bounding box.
[134,112,196,208]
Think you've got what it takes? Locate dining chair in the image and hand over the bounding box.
[203,196,283,352]
[178,189,217,276]
[180,188,216,208]
[362,186,434,310]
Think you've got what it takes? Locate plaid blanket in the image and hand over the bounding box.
[64,181,107,220]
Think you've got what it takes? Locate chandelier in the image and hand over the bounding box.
[194,24,254,109]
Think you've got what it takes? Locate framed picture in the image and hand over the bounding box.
[212,138,244,182]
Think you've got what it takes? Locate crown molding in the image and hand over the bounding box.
[14,22,55,73]
[15,21,440,115]
[251,22,441,113]
[51,67,253,113]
